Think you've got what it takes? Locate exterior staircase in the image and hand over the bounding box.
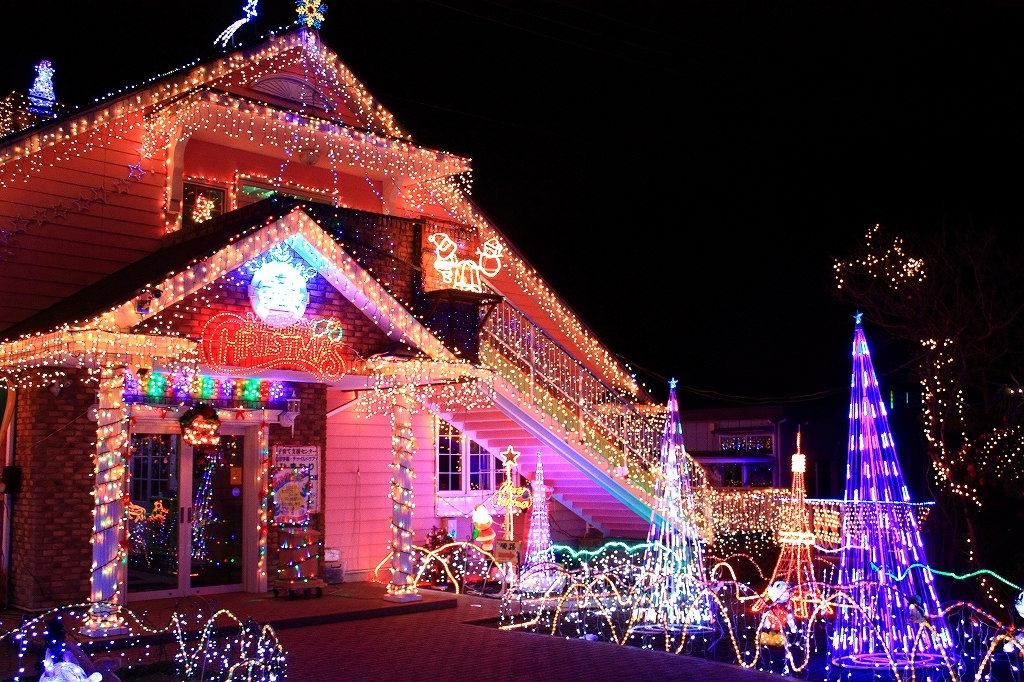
[434,301,663,540]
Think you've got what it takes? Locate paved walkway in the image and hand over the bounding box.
[277,591,781,682]
[127,581,456,631]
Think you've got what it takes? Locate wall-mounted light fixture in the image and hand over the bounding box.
[278,391,302,435]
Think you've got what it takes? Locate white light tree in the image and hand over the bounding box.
[629,380,713,635]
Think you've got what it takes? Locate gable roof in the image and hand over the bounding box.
[1,196,455,362]
[0,27,642,402]
[0,28,412,168]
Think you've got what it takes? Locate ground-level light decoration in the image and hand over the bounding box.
[490,445,531,541]
[830,316,955,672]
[6,603,285,682]
[482,325,1024,681]
[517,453,563,594]
[761,429,823,621]
[486,538,1023,681]
[628,379,714,637]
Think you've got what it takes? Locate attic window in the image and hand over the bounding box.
[182,183,225,228]
[251,75,328,109]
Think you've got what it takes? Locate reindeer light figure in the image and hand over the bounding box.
[428,232,503,293]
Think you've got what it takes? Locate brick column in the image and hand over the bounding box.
[82,367,129,636]
[384,391,421,602]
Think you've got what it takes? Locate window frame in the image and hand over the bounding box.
[435,418,505,496]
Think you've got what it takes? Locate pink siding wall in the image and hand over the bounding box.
[0,117,166,330]
[183,139,384,213]
[323,408,440,580]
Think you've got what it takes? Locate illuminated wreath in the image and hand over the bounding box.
[179,403,222,446]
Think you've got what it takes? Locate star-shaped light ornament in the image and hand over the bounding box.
[127,162,146,180]
[500,445,522,467]
[854,310,864,326]
[296,0,327,29]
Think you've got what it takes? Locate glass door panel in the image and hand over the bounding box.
[127,434,181,594]
[189,435,245,589]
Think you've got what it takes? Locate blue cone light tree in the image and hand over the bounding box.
[831,315,954,669]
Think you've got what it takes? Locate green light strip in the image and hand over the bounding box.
[551,541,653,559]
[871,562,1020,590]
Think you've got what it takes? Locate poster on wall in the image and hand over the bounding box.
[272,465,311,526]
[272,445,321,513]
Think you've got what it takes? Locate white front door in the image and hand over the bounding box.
[126,424,254,601]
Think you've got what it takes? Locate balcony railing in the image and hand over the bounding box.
[479,301,664,491]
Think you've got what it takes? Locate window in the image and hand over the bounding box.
[437,420,505,494]
[182,183,225,228]
[235,176,329,209]
[130,433,180,505]
[702,462,774,488]
[438,421,462,492]
[746,464,773,487]
[720,435,773,452]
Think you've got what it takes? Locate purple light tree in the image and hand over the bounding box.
[831,315,954,670]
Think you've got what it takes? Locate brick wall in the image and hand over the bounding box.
[421,218,480,294]
[306,206,423,310]
[267,383,328,584]
[9,369,96,610]
[135,264,393,358]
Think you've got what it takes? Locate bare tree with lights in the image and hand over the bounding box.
[834,222,1024,601]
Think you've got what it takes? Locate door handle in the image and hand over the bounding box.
[187,507,193,524]
[180,506,186,524]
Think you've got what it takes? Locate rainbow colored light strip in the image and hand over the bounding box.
[125,372,287,404]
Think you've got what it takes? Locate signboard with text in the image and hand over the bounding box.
[271,465,311,526]
[272,445,321,513]
[494,539,520,564]
[201,312,357,382]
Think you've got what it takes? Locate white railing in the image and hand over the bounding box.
[480,301,663,485]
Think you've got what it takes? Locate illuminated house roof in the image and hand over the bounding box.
[0,197,450,361]
[1,197,306,338]
[0,27,642,400]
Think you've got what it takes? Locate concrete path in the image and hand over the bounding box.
[277,592,781,682]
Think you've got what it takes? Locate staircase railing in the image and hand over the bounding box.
[479,301,663,491]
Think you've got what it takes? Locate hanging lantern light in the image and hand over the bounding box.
[179,403,222,446]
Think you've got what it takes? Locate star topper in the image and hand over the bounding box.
[500,445,522,467]
[854,310,864,326]
[296,0,327,29]
[668,377,678,389]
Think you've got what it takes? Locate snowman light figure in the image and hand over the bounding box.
[761,580,799,647]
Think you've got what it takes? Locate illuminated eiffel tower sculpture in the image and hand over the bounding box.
[629,380,713,635]
[765,429,820,620]
[830,315,954,670]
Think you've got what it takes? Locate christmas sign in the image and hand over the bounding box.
[201,312,356,381]
[273,445,321,513]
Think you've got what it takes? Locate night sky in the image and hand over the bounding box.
[0,0,1019,406]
